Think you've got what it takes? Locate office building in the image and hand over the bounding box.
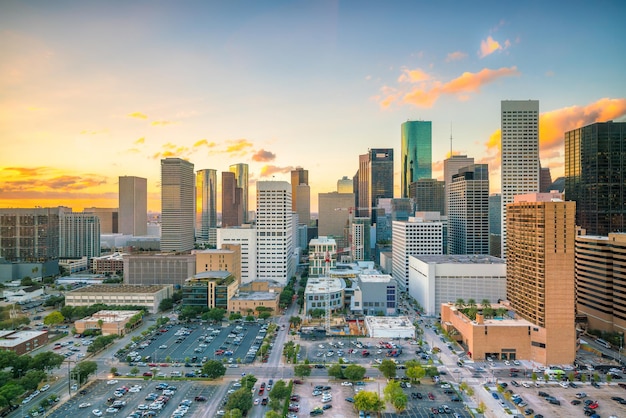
[308,236,337,277]
[358,148,394,219]
[74,310,142,336]
[565,121,626,236]
[222,171,243,228]
[124,253,196,286]
[217,226,256,284]
[66,285,173,314]
[318,192,355,251]
[575,233,626,335]
[83,207,118,234]
[353,273,397,316]
[228,292,280,317]
[501,100,540,257]
[118,176,147,236]
[444,155,474,215]
[229,163,249,223]
[59,209,101,259]
[409,179,445,214]
[0,207,61,262]
[195,169,217,244]
[183,271,238,310]
[304,277,345,316]
[291,167,309,213]
[401,120,432,198]
[506,192,576,364]
[489,194,502,258]
[349,217,371,262]
[91,252,126,275]
[540,166,553,193]
[0,330,48,355]
[295,184,311,225]
[337,176,353,193]
[392,214,444,292]
[161,158,195,252]
[256,181,295,285]
[195,245,241,285]
[448,164,489,255]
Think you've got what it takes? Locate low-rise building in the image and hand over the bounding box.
[65,284,174,314]
[0,330,48,355]
[74,310,142,336]
[91,252,126,275]
[364,316,415,339]
[308,236,337,277]
[228,292,280,316]
[3,286,44,303]
[353,274,397,316]
[59,257,89,274]
[124,253,195,286]
[182,271,239,310]
[303,277,345,316]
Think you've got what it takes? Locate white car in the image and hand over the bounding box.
[341,382,353,386]
[137,404,148,410]
[254,398,260,405]
[522,382,530,388]
[79,403,92,408]
[105,407,118,413]
[40,384,50,392]
[106,379,119,385]
[513,360,521,366]
[92,410,103,417]
[159,345,167,349]
[504,360,511,366]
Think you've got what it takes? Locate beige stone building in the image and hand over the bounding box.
[75,310,142,336]
[194,244,241,285]
[65,284,174,314]
[228,292,280,316]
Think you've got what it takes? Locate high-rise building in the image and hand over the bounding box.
[161,158,195,252]
[221,171,243,228]
[539,166,553,193]
[291,167,309,211]
[565,121,626,236]
[358,148,394,219]
[506,192,576,364]
[448,164,489,255]
[195,169,217,244]
[118,176,147,236]
[349,217,371,261]
[409,179,445,214]
[489,194,502,258]
[83,207,118,234]
[444,155,474,215]
[256,181,295,285]
[401,120,432,198]
[575,233,626,334]
[392,214,444,292]
[337,176,353,193]
[295,184,311,225]
[501,100,540,257]
[318,192,355,251]
[59,208,101,259]
[0,207,61,262]
[229,163,249,223]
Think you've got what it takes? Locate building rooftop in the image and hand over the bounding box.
[79,310,142,323]
[414,254,505,264]
[305,277,345,294]
[364,316,414,330]
[359,274,393,283]
[0,330,47,347]
[309,236,337,246]
[92,252,127,261]
[231,292,278,301]
[69,284,169,294]
[443,303,535,327]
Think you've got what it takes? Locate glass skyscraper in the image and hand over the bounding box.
[196,169,217,243]
[401,120,432,198]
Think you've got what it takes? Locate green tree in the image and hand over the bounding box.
[0,383,24,408]
[43,311,65,327]
[206,308,226,322]
[289,316,302,328]
[309,309,325,319]
[480,299,491,309]
[379,359,397,379]
[245,315,255,322]
[201,360,226,379]
[229,313,243,321]
[130,366,140,376]
[269,380,289,401]
[327,364,344,379]
[110,367,118,375]
[343,364,367,381]
[405,364,426,382]
[264,410,281,418]
[531,372,538,382]
[354,391,384,415]
[455,298,465,309]
[294,364,311,378]
[225,388,253,414]
[30,351,65,372]
[21,277,34,286]
[384,380,407,413]
[240,374,258,390]
[259,311,272,320]
[159,298,174,311]
[606,373,612,383]
[224,409,243,418]
[73,361,97,383]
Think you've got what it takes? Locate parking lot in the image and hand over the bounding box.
[47,378,215,418]
[290,378,363,417]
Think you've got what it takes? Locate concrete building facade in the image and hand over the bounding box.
[124,254,196,286]
[443,155,474,216]
[161,158,195,252]
[217,226,256,284]
[229,163,249,224]
[228,292,280,316]
[195,245,241,285]
[183,271,239,310]
[309,236,337,277]
[59,209,101,259]
[118,176,147,236]
[318,192,355,251]
[65,284,173,313]
[195,169,218,244]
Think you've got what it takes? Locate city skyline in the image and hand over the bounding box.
[2,1,626,213]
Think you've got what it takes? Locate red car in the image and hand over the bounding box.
[258,388,264,395]
[428,392,435,400]
[293,380,303,384]
[143,372,153,377]
[589,402,599,409]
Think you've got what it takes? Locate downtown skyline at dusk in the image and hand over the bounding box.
[2,0,626,213]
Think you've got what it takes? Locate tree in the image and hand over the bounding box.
[269,380,289,401]
[245,315,255,322]
[309,309,325,319]
[130,366,139,376]
[73,361,97,383]
[202,360,226,379]
[0,383,24,408]
[226,388,253,414]
[21,277,34,286]
[224,409,243,418]
[343,364,367,381]
[240,374,258,390]
[379,359,397,379]
[43,311,65,327]
[467,298,477,309]
[327,364,344,379]
[294,364,311,378]
[229,313,242,321]
[454,298,465,309]
[384,380,407,413]
[264,411,281,418]
[159,298,174,311]
[259,311,272,320]
[354,391,384,415]
[110,367,118,375]
[405,364,426,383]
[495,307,508,318]
[480,299,491,309]
[206,308,226,323]
[289,316,302,328]
[30,351,65,372]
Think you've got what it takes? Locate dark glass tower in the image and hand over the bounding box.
[565,121,626,236]
[358,148,394,220]
[401,121,432,198]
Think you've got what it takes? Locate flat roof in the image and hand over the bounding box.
[414,254,505,264]
[359,274,393,283]
[364,316,414,330]
[305,277,345,294]
[192,271,232,280]
[69,284,169,294]
[0,330,47,347]
[309,236,336,246]
[80,310,142,323]
[444,303,535,327]
[231,292,278,301]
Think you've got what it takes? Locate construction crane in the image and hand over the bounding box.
[324,250,331,333]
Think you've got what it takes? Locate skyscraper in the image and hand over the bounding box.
[0,207,61,262]
[358,148,394,219]
[291,167,310,224]
[489,194,501,258]
[318,192,355,251]
[500,100,540,257]
[83,207,118,234]
[448,164,489,255]
[337,176,353,193]
[119,176,147,236]
[401,120,432,198]
[59,208,101,259]
[195,169,217,244]
[222,171,243,228]
[565,121,626,236]
[229,163,249,223]
[409,179,445,214]
[161,158,195,252]
[443,155,474,215]
[506,192,576,364]
[291,167,309,209]
[256,181,294,285]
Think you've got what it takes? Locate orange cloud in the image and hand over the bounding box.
[259,165,294,177]
[134,137,145,145]
[193,139,217,148]
[381,66,520,109]
[445,51,467,62]
[151,120,176,126]
[225,139,253,155]
[0,167,108,194]
[479,36,511,58]
[128,111,148,119]
[252,149,276,162]
[151,142,191,159]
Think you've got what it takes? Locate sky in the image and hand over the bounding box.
[2,0,626,213]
